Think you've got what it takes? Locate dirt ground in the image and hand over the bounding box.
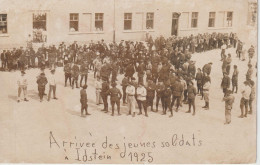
[0,47,257,163]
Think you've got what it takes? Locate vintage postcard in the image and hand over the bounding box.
[0,0,257,164]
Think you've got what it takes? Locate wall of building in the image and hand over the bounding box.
[0,0,253,48]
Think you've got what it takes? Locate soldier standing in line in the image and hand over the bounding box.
[221,72,231,96]
[155,80,165,112]
[246,63,253,81]
[121,74,129,105]
[101,79,110,113]
[136,82,148,117]
[111,61,118,83]
[186,81,197,116]
[231,65,239,93]
[126,81,136,117]
[248,80,255,115]
[80,84,91,117]
[71,63,80,89]
[80,61,88,87]
[222,90,235,124]
[37,73,48,102]
[64,62,72,87]
[170,78,183,113]
[146,79,156,112]
[195,68,203,95]
[202,77,211,110]
[226,53,232,75]
[162,84,172,116]
[17,70,29,102]
[137,60,145,84]
[108,82,122,116]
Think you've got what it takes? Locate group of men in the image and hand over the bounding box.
[7,31,256,124]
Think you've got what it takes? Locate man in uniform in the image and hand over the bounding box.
[101,79,110,113]
[37,73,48,102]
[222,90,235,124]
[170,78,183,114]
[248,80,255,115]
[186,81,197,116]
[232,65,239,93]
[155,80,165,112]
[202,76,211,110]
[80,61,88,87]
[162,84,172,116]
[80,84,91,117]
[137,60,145,84]
[195,68,203,95]
[121,74,129,105]
[108,82,122,116]
[202,62,212,76]
[221,72,231,96]
[246,63,253,81]
[64,62,72,87]
[71,63,80,89]
[146,79,156,112]
[239,81,251,118]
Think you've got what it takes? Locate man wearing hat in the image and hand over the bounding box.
[170,78,183,115]
[80,61,89,87]
[232,65,239,93]
[101,79,110,113]
[136,82,148,117]
[248,45,255,63]
[186,81,197,115]
[48,69,58,101]
[155,80,165,112]
[17,70,29,102]
[80,84,90,117]
[226,54,232,75]
[71,41,78,62]
[137,60,145,84]
[202,76,211,110]
[108,82,122,116]
[188,60,196,78]
[71,63,80,89]
[121,74,129,105]
[146,79,156,112]
[246,63,253,81]
[37,73,48,102]
[162,84,172,115]
[221,72,231,96]
[222,90,235,124]
[64,62,72,87]
[195,68,203,96]
[202,62,212,76]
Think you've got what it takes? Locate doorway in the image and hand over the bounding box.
[171,12,180,36]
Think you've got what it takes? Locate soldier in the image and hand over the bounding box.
[137,60,145,84]
[37,73,48,102]
[64,62,72,87]
[226,54,232,75]
[195,68,203,95]
[202,62,212,76]
[202,76,211,110]
[146,79,156,112]
[232,65,239,93]
[125,62,135,80]
[222,90,235,124]
[101,79,110,113]
[151,62,159,83]
[239,81,251,118]
[155,81,165,112]
[71,63,80,89]
[95,75,103,105]
[80,61,88,87]
[246,63,253,81]
[186,81,197,116]
[126,81,136,117]
[187,60,196,78]
[170,78,183,114]
[221,72,231,96]
[108,82,122,116]
[111,61,118,82]
[121,74,129,105]
[80,84,91,117]
[248,45,255,63]
[162,84,172,116]
[136,82,148,117]
[248,80,255,115]
[17,70,29,102]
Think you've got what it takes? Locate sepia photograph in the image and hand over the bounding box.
[0,0,258,163]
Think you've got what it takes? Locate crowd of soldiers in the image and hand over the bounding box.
[2,31,256,124]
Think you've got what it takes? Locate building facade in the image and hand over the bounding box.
[0,0,257,48]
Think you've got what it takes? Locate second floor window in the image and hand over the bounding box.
[146,12,154,29]
[124,13,132,30]
[95,13,103,31]
[70,13,79,32]
[226,12,233,27]
[208,12,215,27]
[0,14,7,34]
[191,12,198,28]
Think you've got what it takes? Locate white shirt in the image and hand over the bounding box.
[203,82,210,91]
[221,44,227,50]
[95,80,102,90]
[136,86,147,101]
[126,85,135,96]
[241,85,251,100]
[17,75,27,86]
[49,74,56,86]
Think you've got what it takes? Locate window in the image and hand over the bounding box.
[146,12,154,29]
[95,13,103,31]
[33,12,47,42]
[0,14,7,34]
[70,13,79,32]
[226,12,233,27]
[124,13,132,30]
[248,2,257,26]
[191,12,198,28]
[208,12,215,27]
